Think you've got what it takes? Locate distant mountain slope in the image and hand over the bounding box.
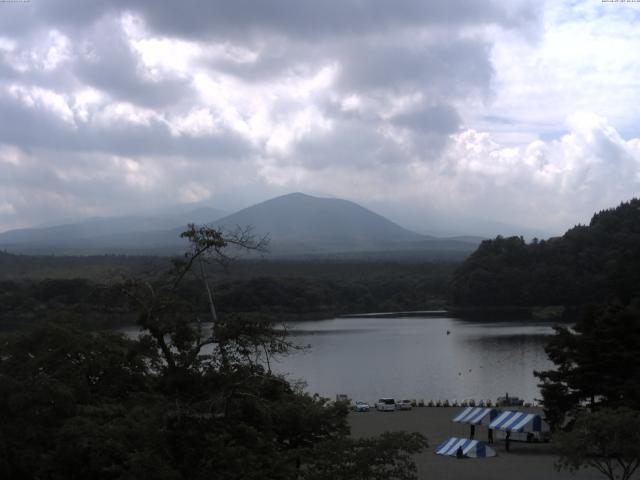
[0,207,226,253]
[211,193,428,254]
[0,193,480,258]
[450,198,640,307]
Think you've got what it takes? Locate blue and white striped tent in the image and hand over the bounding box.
[435,437,497,458]
[452,407,499,426]
[489,410,550,433]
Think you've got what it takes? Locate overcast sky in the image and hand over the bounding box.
[1,0,639,236]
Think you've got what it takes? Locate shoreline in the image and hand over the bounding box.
[349,407,601,480]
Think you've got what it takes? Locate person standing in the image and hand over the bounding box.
[505,431,511,452]
[470,424,475,439]
[487,428,493,445]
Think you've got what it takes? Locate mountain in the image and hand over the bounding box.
[450,198,640,307]
[210,193,422,253]
[0,193,480,258]
[0,207,226,254]
[209,193,479,257]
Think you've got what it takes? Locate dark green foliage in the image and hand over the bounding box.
[0,311,351,479]
[301,432,428,480]
[34,278,94,304]
[451,198,640,307]
[0,261,454,330]
[535,302,640,430]
[213,272,449,317]
[0,226,428,479]
[555,408,640,480]
[0,319,155,479]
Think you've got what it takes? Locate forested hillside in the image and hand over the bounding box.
[450,199,640,307]
[0,261,454,330]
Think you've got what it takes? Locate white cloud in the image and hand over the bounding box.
[169,108,220,137]
[72,87,104,123]
[0,201,15,214]
[179,182,210,203]
[41,30,72,71]
[0,0,638,237]
[473,0,640,144]
[410,112,640,229]
[95,102,163,127]
[265,106,332,157]
[110,155,159,191]
[1,29,72,73]
[131,35,200,77]
[7,85,76,126]
[0,144,24,166]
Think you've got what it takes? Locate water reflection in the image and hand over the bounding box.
[273,316,555,404]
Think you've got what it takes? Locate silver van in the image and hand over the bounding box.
[375,398,396,412]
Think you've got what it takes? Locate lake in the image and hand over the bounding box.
[272,315,555,404]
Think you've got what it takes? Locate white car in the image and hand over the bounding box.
[397,399,412,410]
[353,401,370,412]
[375,398,396,412]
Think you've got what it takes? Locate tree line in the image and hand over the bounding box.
[450,199,640,308]
[485,200,640,480]
[0,225,428,479]
[446,199,640,479]
[0,266,452,330]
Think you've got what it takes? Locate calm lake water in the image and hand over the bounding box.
[272,315,555,404]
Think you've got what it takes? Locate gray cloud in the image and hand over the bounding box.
[72,19,195,109]
[0,0,557,233]
[391,103,461,135]
[132,0,537,43]
[0,92,254,161]
[287,118,407,171]
[3,0,537,41]
[335,37,493,97]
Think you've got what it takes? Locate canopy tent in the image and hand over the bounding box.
[489,410,550,433]
[452,407,499,426]
[435,437,497,458]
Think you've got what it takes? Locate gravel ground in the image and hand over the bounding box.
[349,407,605,480]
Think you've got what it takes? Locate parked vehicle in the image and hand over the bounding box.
[496,395,524,407]
[397,400,412,410]
[353,401,370,412]
[375,398,396,412]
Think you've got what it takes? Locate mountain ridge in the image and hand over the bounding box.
[0,193,481,258]
[210,192,428,254]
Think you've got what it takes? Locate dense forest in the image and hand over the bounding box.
[4,198,640,327]
[0,257,455,330]
[3,203,640,478]
[0,226,428,479]
[450,199,640,308]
